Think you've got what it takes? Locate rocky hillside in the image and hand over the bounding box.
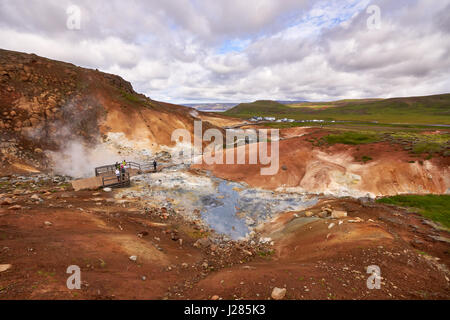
[0,49,215,174]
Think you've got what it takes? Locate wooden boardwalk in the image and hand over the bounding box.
[72,161,158,191]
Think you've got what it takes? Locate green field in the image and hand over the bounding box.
[376,195,450,229]
[223,94,450,125]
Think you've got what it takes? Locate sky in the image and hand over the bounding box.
[0,0,449,103]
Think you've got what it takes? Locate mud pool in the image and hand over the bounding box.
[122,168,318,240]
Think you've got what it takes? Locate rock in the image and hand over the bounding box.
[0,264,12,272]
[323,207,333,214]
[211,295,220,300]
[245,216,255,226]
[271,287,286,300]
[0,198,14,205]
[318,211,328,218]
[34,148,43,154]
[348,217,364,223]
[428,235,450,244]
[137,231,149,238]
[129,255,137,262]
[8,205,22,210]
[331,210,347,219]
[103,187,112,192]
[44,221,52,226]
[421,219,444,231]
[31,194,42,201]
[328,222,335,229]
[170,232,179,241]
[304,211,314,217]
[194,238,211,248]
[259,237,272,244]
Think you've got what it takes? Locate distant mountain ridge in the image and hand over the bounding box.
[184,100,308,112]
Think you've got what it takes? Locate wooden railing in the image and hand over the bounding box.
[94,160,157,189]
[101,172,130,188]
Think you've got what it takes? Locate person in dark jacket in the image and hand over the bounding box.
[153,160,157,172]
[121,164,126,181]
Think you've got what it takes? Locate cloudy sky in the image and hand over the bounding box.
[0,0,449,103]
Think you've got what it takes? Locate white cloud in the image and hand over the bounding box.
[0,0,449,103]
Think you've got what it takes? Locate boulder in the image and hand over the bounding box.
[0,264,12,272]
[0,198,14,205]
[271,287,286,300]
[304,211,314,217]
[31,194,42,201]
[194,238,211,249]
[318,211,328,218]
[331,210,347,219]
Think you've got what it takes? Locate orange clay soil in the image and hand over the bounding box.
[1,185,449,300]
[192,128,450,197]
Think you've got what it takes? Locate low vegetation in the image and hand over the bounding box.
[376,194,450,228]
[387,132,450,156]
[324,131,380,145]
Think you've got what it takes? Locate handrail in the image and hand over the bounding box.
[102,172,130,188]
[94,160,157,176]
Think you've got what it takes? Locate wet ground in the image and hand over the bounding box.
[120,168,318,240]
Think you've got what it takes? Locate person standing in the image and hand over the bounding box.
[115,168,120,182]
[121,164,126,181]
[153,160,157,172]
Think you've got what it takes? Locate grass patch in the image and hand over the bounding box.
[324,131,380,145]
[412,142,443,154]
[361,155,373,163]
[376,194,450,228]
[257,249,275,258]
[119,89,144,104]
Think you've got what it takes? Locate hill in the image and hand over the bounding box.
[224,94,450,125]
[0,49,218,174]
[225,100,291,115]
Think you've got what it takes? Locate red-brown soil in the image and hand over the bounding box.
[1,183,448,300]
[193,128,450,197]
